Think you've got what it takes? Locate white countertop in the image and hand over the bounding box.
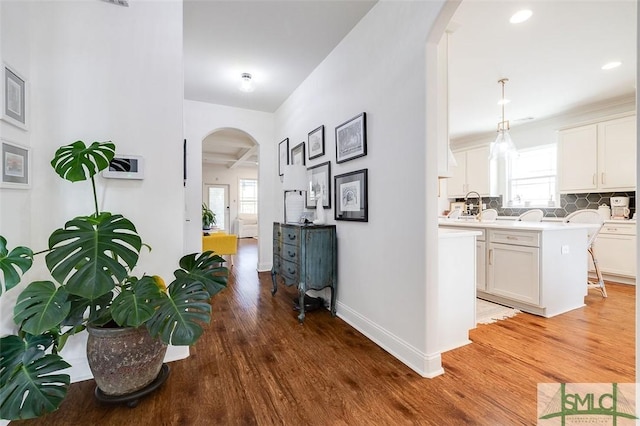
[439,217,600,232]
[494,216,636,224]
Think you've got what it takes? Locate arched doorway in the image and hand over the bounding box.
[202,128,259,238]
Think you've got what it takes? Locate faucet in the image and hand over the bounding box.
[464,191,483,221]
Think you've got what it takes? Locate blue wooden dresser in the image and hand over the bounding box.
[271,222,337,323]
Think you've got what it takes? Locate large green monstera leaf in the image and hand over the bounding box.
[50,141,115,182]
[146,276,211,346]
[0,334,70,421]
[45,213,141,300]
[176,251,228,298]
[111,276,163,327]
[13,281,70,336]
[0,236,33,296]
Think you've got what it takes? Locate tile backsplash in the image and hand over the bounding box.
[454,192,635,218]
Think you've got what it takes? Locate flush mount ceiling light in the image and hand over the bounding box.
[239,73,255,93]
[601,61,622,70]
[489,78,517,160]
[510,9,532,24]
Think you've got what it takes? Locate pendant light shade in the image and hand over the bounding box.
[489,78,517,160]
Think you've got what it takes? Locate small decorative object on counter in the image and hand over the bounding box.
[598,204,611,221]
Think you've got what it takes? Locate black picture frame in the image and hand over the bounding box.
[306,161,331,209]
[291,141,305,166]
[308,125,325,160]
[335,112,366,163]
[278,138,289,176]
[334,168,368,222]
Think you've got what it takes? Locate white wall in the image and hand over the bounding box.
[274,1,446,377]
[451,95,636,152]
[183,100,275,270]
[0,0,187,382]
[202,163,258,232]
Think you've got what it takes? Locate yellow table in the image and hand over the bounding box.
[202,232,238,265]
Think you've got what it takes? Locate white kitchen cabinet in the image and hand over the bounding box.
[591,222,636,283]
[488,242,540,305]
[476,240,486,291]
[558,115,636,193]
[448,146,493,197]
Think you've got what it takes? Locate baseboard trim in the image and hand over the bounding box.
[336,301,443,378]
[257,262,272,272]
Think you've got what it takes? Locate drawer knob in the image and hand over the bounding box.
[287,234,296,241]
[287,267,296,274]
[287,251,296,258]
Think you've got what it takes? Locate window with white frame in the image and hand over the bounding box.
[506,144,557,207]
[239,179,258,214]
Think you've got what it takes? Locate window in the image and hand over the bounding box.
[507,144,557,207]
[239,179,258,214]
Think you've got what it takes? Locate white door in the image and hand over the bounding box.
[206,184,230,231]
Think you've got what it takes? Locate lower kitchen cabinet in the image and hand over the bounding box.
[439,220,594,317]
[488,242,540,305]
[591,222,636,283]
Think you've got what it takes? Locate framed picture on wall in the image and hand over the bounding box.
[306,161,331,209]
[278,138,289,176]
[1,63,27,131]
[335,112,366,163]
[334,168,367,222]
[1,139,30,188]
[291,142,305,165]
[308,125,324,160]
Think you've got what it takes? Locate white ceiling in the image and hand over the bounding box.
[448,0,637,141]
[185,0,637,164]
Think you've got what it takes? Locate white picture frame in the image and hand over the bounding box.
[1,139,31,188]
[1,62,28,131]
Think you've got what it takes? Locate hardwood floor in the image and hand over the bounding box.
[14,238,635,425]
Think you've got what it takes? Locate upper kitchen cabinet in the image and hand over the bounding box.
[558,114,636,193]
[448,146,494,197]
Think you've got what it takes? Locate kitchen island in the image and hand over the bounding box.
[439,218,600,318]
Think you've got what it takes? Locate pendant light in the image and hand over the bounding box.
[489,78,517,160]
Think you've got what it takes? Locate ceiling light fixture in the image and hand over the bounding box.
[489,78,517,160]
[601,61,622,70]
[239,73,254,92]
[510,9,532,24]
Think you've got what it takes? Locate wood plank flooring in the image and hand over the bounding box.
[13,238,635,425]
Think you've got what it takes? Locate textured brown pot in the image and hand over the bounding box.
[86,325,167,396]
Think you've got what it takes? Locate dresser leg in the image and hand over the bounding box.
[297,292,305,323]
[270,270,278,295]
[330,287,337,317]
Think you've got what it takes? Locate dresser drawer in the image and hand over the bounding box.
[275,226,301,244]
[281,243,300,263]
[280,258,300,281]
[489,230,540,247]
[601,223,636,236]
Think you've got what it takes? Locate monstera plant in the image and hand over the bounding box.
[0,141,227,420]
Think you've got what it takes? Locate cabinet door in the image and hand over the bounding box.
[465,146,491,196]
[488,243,540,305]
[447,151,467,197]
[598,115,636,190]
[476,240,486,291]
[558,124,598,193]
[592,234,636,278]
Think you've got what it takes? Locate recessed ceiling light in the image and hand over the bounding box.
[510,10,532,24]
[601,61,622,70]
[497,99,511,106]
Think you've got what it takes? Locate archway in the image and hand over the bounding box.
[201,127,259,239]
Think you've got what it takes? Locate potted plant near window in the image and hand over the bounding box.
[0,141,228,421]
[202,203,216,230]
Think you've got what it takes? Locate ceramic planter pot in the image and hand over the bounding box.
[86,325,167,396]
